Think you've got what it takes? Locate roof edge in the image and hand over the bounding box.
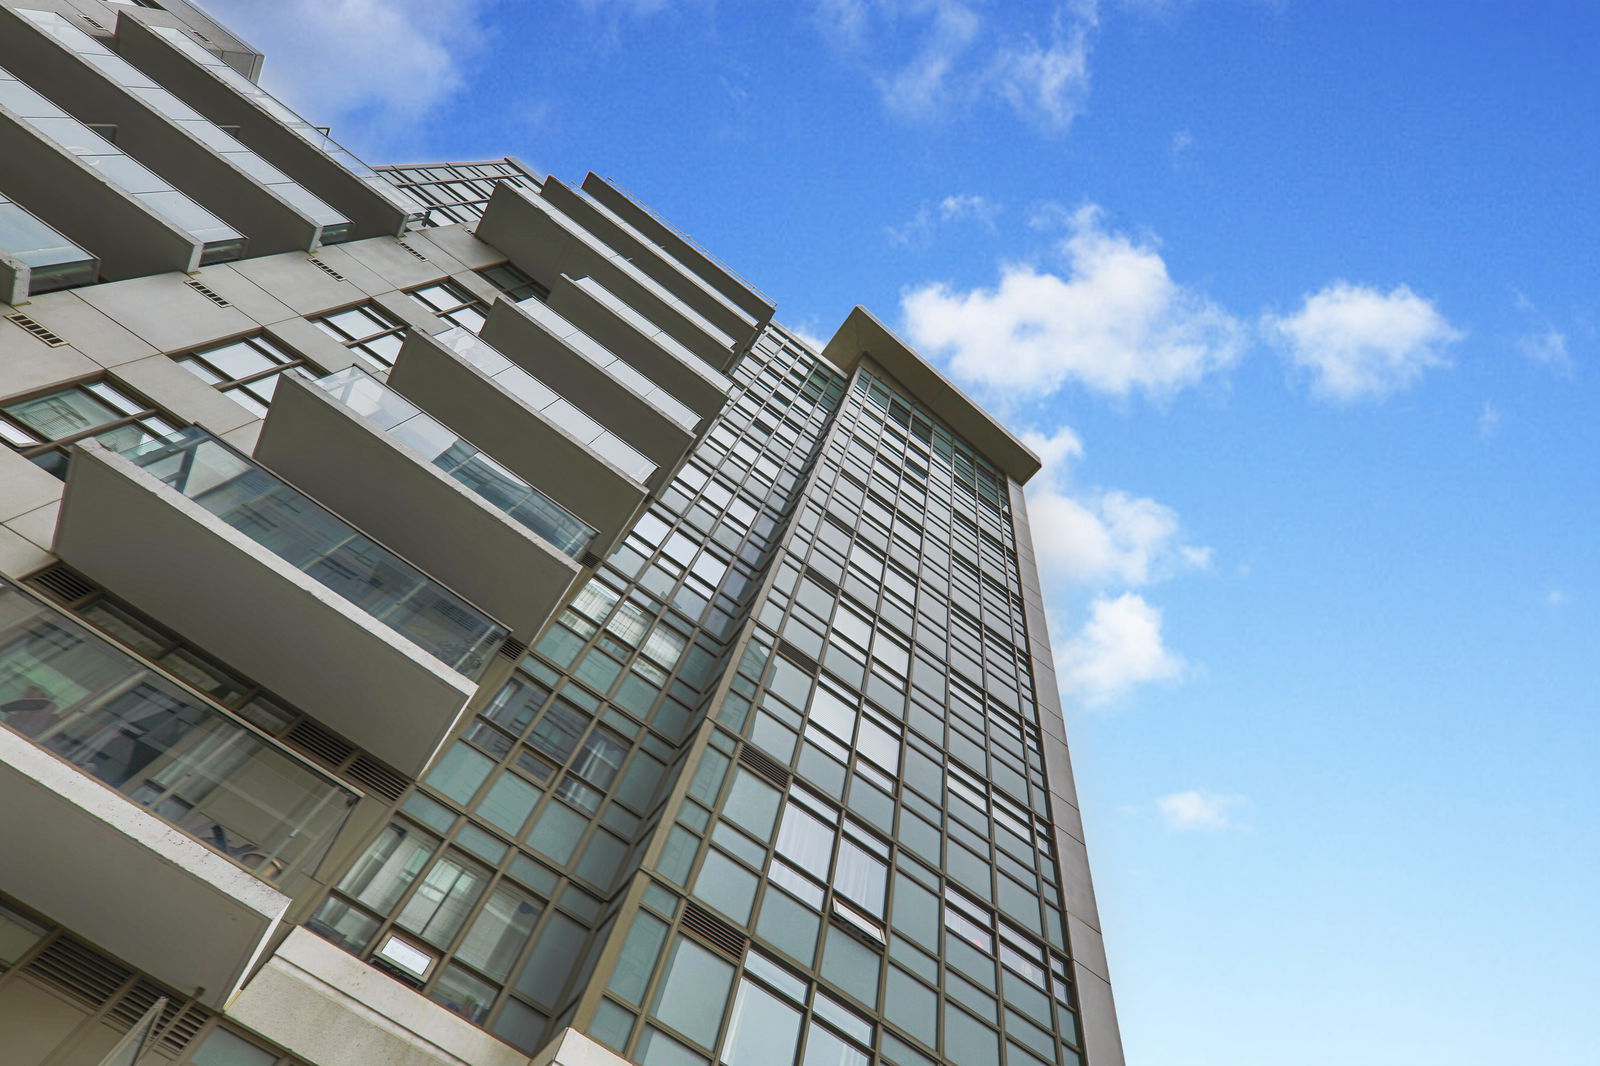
[817,306,1042,484]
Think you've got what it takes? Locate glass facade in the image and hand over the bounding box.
[285,315,1089,1065]
[374,160,536,227]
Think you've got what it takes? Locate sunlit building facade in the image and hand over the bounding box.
[0,3,1122,1065]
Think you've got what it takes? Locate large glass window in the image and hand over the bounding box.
[313,302,409,366]
[479,261,548,302]
[175,334,322,418]
[0,379,177,478]
[408,279,488,333]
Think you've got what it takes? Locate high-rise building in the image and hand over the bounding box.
[0,4,1123,1066]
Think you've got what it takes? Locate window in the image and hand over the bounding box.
[313,302,409,366]
[408,279,489,333]
[479,262,548,302]
[0,379,176,478]
[175,334,322,418]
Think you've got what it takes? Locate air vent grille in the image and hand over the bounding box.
[802,566,841,597]
[395,241,429,262]
[184,279,231,307]
[306,257,346,282]
[775,640,820,677]
[347,754,408,800]
[737,745,792,788]
[24,936,131,1008]
[285,719,355,767]
[498,635,530,661]
[6,313,67,348]
[28,563,100,605]
[108,980,211,1056]
[680,902,747,960]
[80,14,105,29]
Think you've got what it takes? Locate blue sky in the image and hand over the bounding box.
[200,2,1599,1063]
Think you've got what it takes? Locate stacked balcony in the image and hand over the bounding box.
[109,15,425,238]
[0,8,352,256]
[579,172,775,330]
[0,63,245,277]
[254,367,593,638]
[0,579,357,1005]
[537,176,764,349]
[51,430,504,775]
[0,190,97,303]
[476,181,742,369]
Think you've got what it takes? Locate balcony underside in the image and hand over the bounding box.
[0,728,287,1008]
[52,442,474,776]
[255,375,583,640]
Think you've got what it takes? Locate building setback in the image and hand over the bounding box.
[0,3,1123,1065]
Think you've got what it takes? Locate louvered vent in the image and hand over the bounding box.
[154,1001,211,1056]
[680,902,747,960]
[802,566,841,597]
[581,552,604,570]
[395,241,429,262]
[738,745,792,788]
[306,257,347,282]
[24,936,131,1008]
[498,635,530,661]
[80,14,104,29]
[28,563,100,605]
[184,279,231,307]
[347,754,408,800]
[285,719,355,768]
[6,312,67,348]
[775,640,820,677]
[107,979,211,1056]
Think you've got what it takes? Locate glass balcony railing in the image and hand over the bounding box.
[0,64,246,263]
[118,427,507,677]
[433,326,662,477]
[313,367,599,558]
[0,579,357,896]
[146,26,427,228]
[0,191,96,293]
[17,9,353,243]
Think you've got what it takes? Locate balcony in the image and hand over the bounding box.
[463,302,701,476]
[580,172,775,328]
[254,370,587,639]
[0,7,352,254]
[0,579,358,1005]
[535,275,732,422]
[0,64,246,277]
[52,432,499,774]
[111,16,424,239]
[538,176,761,347]
[476,182,741,369]
[0,190,97,303]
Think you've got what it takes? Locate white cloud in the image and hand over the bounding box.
[1023,429,1208,589]
[901,203,1244,399]
[1058,592,1184,706]
[200,0,491,138]
[1477,401,1501,439]
[887,194,1002,248]
[1546,588,1569,607]
[993,2,1097,131]
[813,1,1098,132]
[1517,327,1572,373]
[1264,282,1462,403]
[1157,789,1245,831]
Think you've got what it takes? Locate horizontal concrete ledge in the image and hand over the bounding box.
[227,928,531,1066]
[0,727,288,1008]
